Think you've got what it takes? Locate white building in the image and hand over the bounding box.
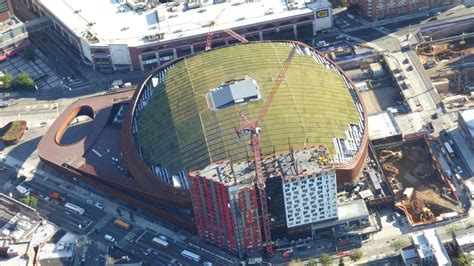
[279,147,338,228]
[458,108,474,150]
[26,0,334,72]
[283,169,338,227]
[411,229,451,266]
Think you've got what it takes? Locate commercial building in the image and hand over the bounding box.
[0,0,29,60]
[405,229,451,266]
[0,239,34,266]
[368,111,402,146]
[26,0,334,72]
[35,232,76,266]
[452,227,474,257]
[458,108,474,150]
[351,0,464,22]
[39,41,368,254]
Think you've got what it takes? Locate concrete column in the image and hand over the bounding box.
[224,38,229,45]
[190,45,195,54]
[293,24,298,39]
[91,55,97,72]
[138,54,144,71]
[259,31,263,41]
[156,51,161,66]
[111,55,116,72]
[172,48,177,60]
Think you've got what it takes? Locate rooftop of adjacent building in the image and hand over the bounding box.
[38,0,330,46]
[453,226,474,252]
[0,239,32,266]
[459,108,474,137]
[36,232,76,262]
[106,246,142,265]
[412,229,450,265]
[0,16,24,33]
[368,111,402,141]
[190,145,334,186]
[0,194,43,242]
[310,198,370,230]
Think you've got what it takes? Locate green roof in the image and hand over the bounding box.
[135,42,360,173]
[0,120,27,143]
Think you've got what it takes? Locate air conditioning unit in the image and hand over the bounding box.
[146,32,165,41]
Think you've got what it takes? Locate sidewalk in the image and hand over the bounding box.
[0,153,187,241]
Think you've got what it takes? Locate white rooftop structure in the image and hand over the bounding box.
[36,232,76,262]
[460,108,474,137]
[368,111,401,140]
[412,229,451,266]
[39,0,329,46]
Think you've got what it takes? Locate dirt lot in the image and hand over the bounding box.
[377,140,461,224]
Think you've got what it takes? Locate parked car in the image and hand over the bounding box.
[94,203,104,210]
[456,166,463,174]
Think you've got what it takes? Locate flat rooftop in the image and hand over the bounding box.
[38,0,327,46]
[453,227,474,252]
[368,112,401,140]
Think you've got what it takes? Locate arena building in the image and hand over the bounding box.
[24,0,333,72]
[38,41,368,253]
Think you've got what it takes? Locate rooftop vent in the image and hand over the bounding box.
[146,32,165,41]
[208,76,261,110]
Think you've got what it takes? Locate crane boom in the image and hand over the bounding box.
[256,47,297,126]
[237,47,298,254]
[223,28,249,43]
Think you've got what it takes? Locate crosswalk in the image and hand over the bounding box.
[0,103,59,128]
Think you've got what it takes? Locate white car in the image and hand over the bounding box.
[94,203,104,210]
[456,166,463,174]
[104,234,115,242]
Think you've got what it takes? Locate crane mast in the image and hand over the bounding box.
[238,47,297,254]
[204,9,248,50]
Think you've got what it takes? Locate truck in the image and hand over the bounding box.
[49,192,66,202]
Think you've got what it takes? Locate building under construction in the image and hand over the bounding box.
[189,145,337,257]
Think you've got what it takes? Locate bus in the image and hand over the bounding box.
[181,250,201,262]
[152,237,169,248]
[444,142,455,157]
[64,202,85,215]
[114,219,131,230]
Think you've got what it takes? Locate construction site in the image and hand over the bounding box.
[376,138,462,226]
[415,18,474,109]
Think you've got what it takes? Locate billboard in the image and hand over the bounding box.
[316,9,329,18]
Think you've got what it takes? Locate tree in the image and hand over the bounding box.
[116,207,122,216]
[14,72,35,88]
[24,48,35,61]
[307,258,316,266]
[21,195,38,208]
[453,253,472,266]
[349,249,363,261]
[390,239,407,252]
[339,257,345,266]
[129,212,135,222]
[320,253,333,266]
[289,258,302,266]
[0,74,14,89]
[448,224,460,234]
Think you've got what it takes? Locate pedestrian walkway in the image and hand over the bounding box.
[0,153,186,241]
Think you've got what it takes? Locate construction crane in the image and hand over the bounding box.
[237,47,297,254]
[205,8,249,50]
